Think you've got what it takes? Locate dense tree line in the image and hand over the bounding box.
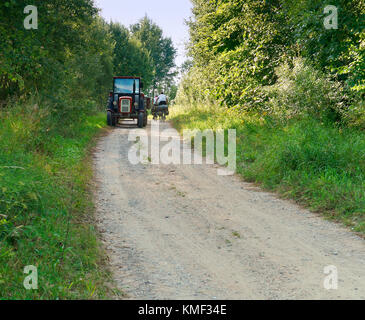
[110,16,177,95]
[0,0,176,107]
[178,0,364,127]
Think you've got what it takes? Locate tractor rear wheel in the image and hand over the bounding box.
[137,112,144,128]
[107,111,112,126]
[112,115,117,126]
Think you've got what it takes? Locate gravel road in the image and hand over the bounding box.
[93,120,365,300]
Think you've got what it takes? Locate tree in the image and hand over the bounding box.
[109,22,154,89]
[131,16,177,94]
[179,0,364,110]
[0,0,109,103]
[185,0,286,108]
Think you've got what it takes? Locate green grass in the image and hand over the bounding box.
[0,105,116,299]
[169,104,365,234]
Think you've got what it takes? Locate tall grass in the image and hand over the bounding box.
[0,101,113,299]
[170,105,365,234]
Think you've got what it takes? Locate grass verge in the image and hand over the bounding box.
[169,104,365,234]
[0,104,116,299]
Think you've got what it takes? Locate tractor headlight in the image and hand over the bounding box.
[113,101,117,106]
[134,102,138,107]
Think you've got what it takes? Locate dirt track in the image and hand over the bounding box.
[93,120,365,300]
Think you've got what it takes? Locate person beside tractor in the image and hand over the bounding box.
[157,91,168,105]
[152,91,169,120]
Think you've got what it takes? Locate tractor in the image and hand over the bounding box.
[107,76,150,128]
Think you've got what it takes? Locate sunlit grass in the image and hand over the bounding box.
[170,105,365,234]
[0,106,115,299]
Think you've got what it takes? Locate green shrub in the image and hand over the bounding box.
[343,97,365,129]
[265,58,346,122]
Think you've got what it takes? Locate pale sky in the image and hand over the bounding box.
[95,0,193,67]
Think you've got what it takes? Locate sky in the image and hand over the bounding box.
[95,0,193,67]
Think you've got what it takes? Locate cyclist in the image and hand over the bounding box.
[157,91,168,105]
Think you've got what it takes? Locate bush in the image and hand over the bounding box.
[265,58,346,122]
[343,97,365,129]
